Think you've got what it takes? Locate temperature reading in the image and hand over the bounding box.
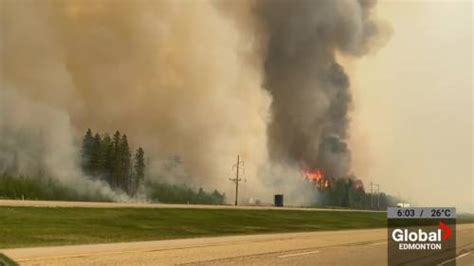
[431,209,451,217]
[388,207,455,219]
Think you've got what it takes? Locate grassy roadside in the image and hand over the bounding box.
[2,207,472,249]
[0,207,387,248]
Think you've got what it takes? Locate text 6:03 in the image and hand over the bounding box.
[397,209,415,217]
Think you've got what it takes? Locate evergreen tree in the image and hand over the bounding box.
[110,131,121,188]
[119,134,131,192]
[81,129,94,175]
[90,133,103,176]
[101,134,114,185]
[112,131,121,148]
[100,134,111,177]
[79,129,146,195]
[133,147,145,195]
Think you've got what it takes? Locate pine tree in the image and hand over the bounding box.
[90,133,103,177]
[119,134,131,193]
[133,147,145,195]
[81,129,94,175]
[79,129,146,195]
[112,131,121,148]
[99,134,109,175]
[109,131,121,188]
[101,134,114,185]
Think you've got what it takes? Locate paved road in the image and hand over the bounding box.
[0,199,383,212]
[2,224,472,265]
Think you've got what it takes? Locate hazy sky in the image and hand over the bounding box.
[1,0,471,209]
[351,0,472,211]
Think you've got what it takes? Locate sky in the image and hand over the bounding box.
[351,0,473,211]
[1,0,471,209]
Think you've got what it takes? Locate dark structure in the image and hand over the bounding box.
[274,194,284,207]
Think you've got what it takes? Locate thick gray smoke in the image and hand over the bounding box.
[0,0,269,200]
[255,0,388,178]
[0,0,388,204]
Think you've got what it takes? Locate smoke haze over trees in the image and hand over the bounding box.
[0,0,390,205]
[80,129,145,196]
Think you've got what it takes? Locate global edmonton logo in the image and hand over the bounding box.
[391,221,452,250]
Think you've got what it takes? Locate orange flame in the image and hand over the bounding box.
[303,169,324,182]
[303,169,331,189]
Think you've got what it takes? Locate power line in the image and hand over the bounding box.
[229,155,244,206]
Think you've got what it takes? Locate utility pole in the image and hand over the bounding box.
[370,182,373,209]
[229,155,244,206]
[375,184,380,210]
[370,182,380,210]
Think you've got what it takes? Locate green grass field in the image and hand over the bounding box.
[0,207,387,248]
[2,207,472,249]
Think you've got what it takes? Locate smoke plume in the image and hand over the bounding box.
[254,0,388,179]
[0,0,388,203]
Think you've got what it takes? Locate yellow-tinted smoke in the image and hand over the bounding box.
[0,0,270,196]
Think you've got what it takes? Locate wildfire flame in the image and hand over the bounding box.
[303,169,366,192]
[303,169,324,182]
[303,169,330,189]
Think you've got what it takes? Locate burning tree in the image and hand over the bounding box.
[303,169,331,190]
[303,168,369,209]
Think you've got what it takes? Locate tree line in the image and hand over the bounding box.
[0,173,112,202]
[147,182,225,205]
[81,129,145,196]
[317,178,397,210]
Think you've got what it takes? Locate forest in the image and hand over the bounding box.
[0,128,397,208]
[80,129,144,196]
[316,178,397,210]
[0,129,225,205]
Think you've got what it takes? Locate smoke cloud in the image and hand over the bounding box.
[0,89,127,200]
[255,0,388,179]
[0,0,388,203]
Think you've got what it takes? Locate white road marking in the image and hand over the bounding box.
[367,241,386,246]
[437,251,472,265]
[278,250,320,258]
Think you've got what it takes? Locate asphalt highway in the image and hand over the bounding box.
[0,199,382,212]
[2,224,472,265]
